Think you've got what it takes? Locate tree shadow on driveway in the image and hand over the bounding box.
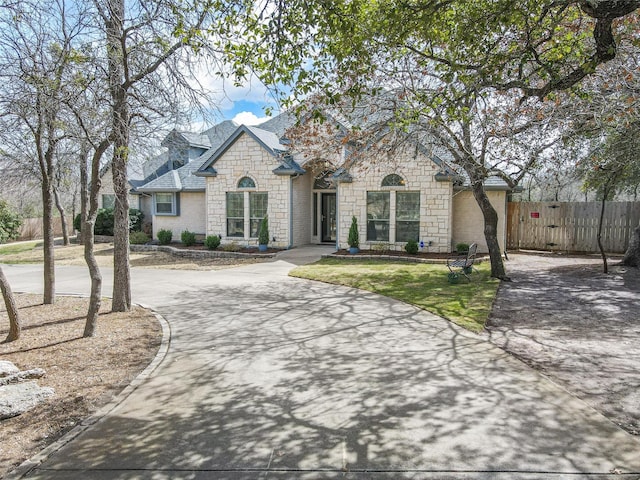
[25,277,640,479]
[487,254,640,436]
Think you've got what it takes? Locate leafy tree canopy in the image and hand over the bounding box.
[226,0,639,105]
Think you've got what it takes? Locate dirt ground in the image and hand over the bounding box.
[1,242,265,270]
[486,252,640,436]
[0,243,267,478]
[0,295,162,478]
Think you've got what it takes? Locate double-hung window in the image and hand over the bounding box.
[226,192,245,237]
[366,192,390,241]
[155,193,177,215]
[249,192,268,237]
[367,174,420,243]
[396,192,420,242]
[227,177,268,239]
[102,194,116,209]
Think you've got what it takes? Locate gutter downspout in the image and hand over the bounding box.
[335,183,339,251]
[288,175,297,249]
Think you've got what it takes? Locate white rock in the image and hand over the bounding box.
[0,361,19,378]
[0,382,55,420]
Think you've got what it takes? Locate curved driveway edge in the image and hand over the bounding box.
[3,306,172,480]
[2,250,640,479]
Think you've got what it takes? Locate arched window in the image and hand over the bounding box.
[381,174,405,187]
[237,176,256,188]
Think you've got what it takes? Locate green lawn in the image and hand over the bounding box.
[0,241,38,256]
[290,258,500,333]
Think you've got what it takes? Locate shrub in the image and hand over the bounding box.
[405,239,419,254]
[95,208,114,235]
[181,230,196,247]
[0,200,22,243]
[221,241,241,252]
[348,216,359,248]
[128,208,144,232]
[371,242,390,252]
[157,229,172,245]
[258,216,269,245]
[130,231,149,245]
[456,242,470,253]
[204,235,221,250]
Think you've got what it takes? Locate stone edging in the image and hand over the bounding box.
[323,253,487,265]
[4,302,172,480]
[130,244,276,259]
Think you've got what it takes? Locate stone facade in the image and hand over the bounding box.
[153,191,206,240]
[336,149,453,253]
[452,190,507,253]
[292,174,312,247]
[205,133,292,248]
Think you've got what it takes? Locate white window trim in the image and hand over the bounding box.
[154,192,177,216]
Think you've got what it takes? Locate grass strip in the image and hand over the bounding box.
[290,258,500,333]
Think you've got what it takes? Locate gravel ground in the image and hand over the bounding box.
[0,295,162,478]
[486,253,640,436]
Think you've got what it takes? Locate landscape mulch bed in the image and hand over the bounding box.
[332,249,454,260]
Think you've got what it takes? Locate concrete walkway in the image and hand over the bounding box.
[2,246,640,479]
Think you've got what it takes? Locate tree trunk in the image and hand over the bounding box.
[597,196,608,274]
[79,146,89,244]
[53,186,70,246]
[470,178,510,281]
[0,265,20,342]
[83,141,110,337]
[41,179,55,304]
[111,139,131,312]
[621,225,640,267]
[83,219,102,337]
[107,0,132,312]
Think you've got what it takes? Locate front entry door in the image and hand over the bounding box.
[321,193,337,243]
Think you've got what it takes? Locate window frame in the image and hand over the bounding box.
[226,192,245,238]
[101,194,116,210]
[366,191,391,242]
[395,191,420,243]
[154,192,177,216]
[249,192,268,238]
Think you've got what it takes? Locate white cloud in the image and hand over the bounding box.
[232,111,268,126]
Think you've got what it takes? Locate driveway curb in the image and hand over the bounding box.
[4,300,172,480]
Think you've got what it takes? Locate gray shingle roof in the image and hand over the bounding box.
[259,111,298,138]
[196,125,295,177]
[138,121,240,193]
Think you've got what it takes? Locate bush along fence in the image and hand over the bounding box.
[507,201,640,253]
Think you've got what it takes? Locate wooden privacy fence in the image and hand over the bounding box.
[18,217,72,241]
[507,201,640,253]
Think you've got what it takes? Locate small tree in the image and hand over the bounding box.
[579,123,640,272]
[348,216,359,249]
[0,265,20,342]
[0,200,21,244]
[258,216,269,246]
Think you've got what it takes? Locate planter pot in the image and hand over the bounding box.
[349,247,359,254]
[447,272,460,284]
[258,244,268,252]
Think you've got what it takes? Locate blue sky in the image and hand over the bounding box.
[224,99,275,125]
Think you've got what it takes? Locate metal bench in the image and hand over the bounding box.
[447,243,478,282]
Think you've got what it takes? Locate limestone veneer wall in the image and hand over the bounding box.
[336,150,453,253]
[205,133,291,248]
[292,173,312,246]
[452,190,507,253]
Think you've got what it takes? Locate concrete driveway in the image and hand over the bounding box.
[2,249,640,479]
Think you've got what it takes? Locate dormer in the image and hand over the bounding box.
[161,130,211,170]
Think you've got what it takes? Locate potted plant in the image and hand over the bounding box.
[258,216,269,252]
[348,216,360,254]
